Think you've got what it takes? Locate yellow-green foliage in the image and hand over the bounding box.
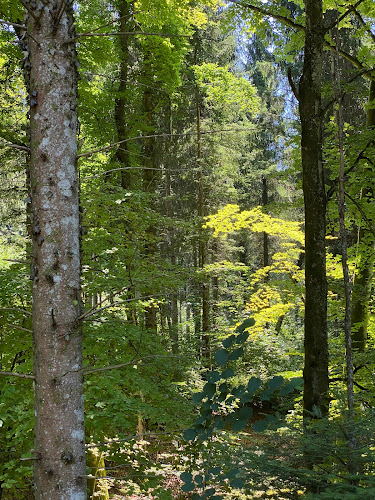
[193,64,260,114]
[205,205,305,335]
[204,204,303,244]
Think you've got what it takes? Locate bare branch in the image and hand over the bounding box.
[5,323,33,333]
[352,8,375,44]
[74,31,192,40]
[78,294,159,320]
[0,19,26,29]
[83,355,183,376]
[0,371,34,380]
[1,142,30,152]
[82,166,199,180]
[85,431,180,448]
[18,0,40,23]
[0,307,32,316]
[54,0,69,28]
[77,128,255,159]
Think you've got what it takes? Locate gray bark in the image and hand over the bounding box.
[26,2,87,498]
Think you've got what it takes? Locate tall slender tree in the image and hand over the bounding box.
[25,1,86,498]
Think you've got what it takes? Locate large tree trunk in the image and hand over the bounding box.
[299,0,329,419]
[27,2,87,498]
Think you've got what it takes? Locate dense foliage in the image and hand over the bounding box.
[0,0,375,498]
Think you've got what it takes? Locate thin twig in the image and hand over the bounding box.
[77,128,255,159]
[18,0,39,23]
[59,354,183,379]
[86,430,181,448]
[54,0,69,28]
[1,142,30,152]
[0,19,26,29]
[352,8,375,44]
[82,166,199,180]
[325,0,365,31]
[0,371,34,379]
[345,191,375,237]
[0,307,32,316]
[74,31,192,40]
[5,323,33,333]
[83,355,182,376]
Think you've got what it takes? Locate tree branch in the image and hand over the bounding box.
[5,323,33,333]
[77,128,255,159]
[74,31,192,40]
[228,0,375,81]
[0,371,34,379]
[1,142,30,152]
[325,0,365,31]
[0,307,32,316]
[18,0,40,23]
[345,191,375,237]
[54,0,69,28]
[352,7,375,44]
[0,19,26,29]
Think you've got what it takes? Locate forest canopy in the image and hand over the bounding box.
[0,0,375,499]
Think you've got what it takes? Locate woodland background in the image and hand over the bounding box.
[0,0,375,498]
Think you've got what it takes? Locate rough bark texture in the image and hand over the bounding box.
[299,0,329,418]
[27,2,86,498]
[351,80,375,351]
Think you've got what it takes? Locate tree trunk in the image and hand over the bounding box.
[351,80,375,351]
[299,0,329,419]
[262,176,269,269]
[196,88,210,366]
[114,0,133,190]
[27,3,87,498]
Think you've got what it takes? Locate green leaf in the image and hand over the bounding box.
[194,474,203,484]
[209,467,221,475]
[182,482,195,492]
[222,335,236,348]
[268,375,284,390]
[232,419,247,431]
[206,371,221,383]
[205,488,216,497]
[215,349,228,366]
[260,388,273,401]
[181,472,193,482]
[183,429,197,441]
[221,367,234,379]
[226,468,241,479]
[193,392,204,403]
[247,377,261,395]
[235,331,249,344]
[235,317,255,333]
[231,478,244,489]
[203,382,216,398]
[228,347,244,361]
[238,406,253,420]
[253,419,268,432]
